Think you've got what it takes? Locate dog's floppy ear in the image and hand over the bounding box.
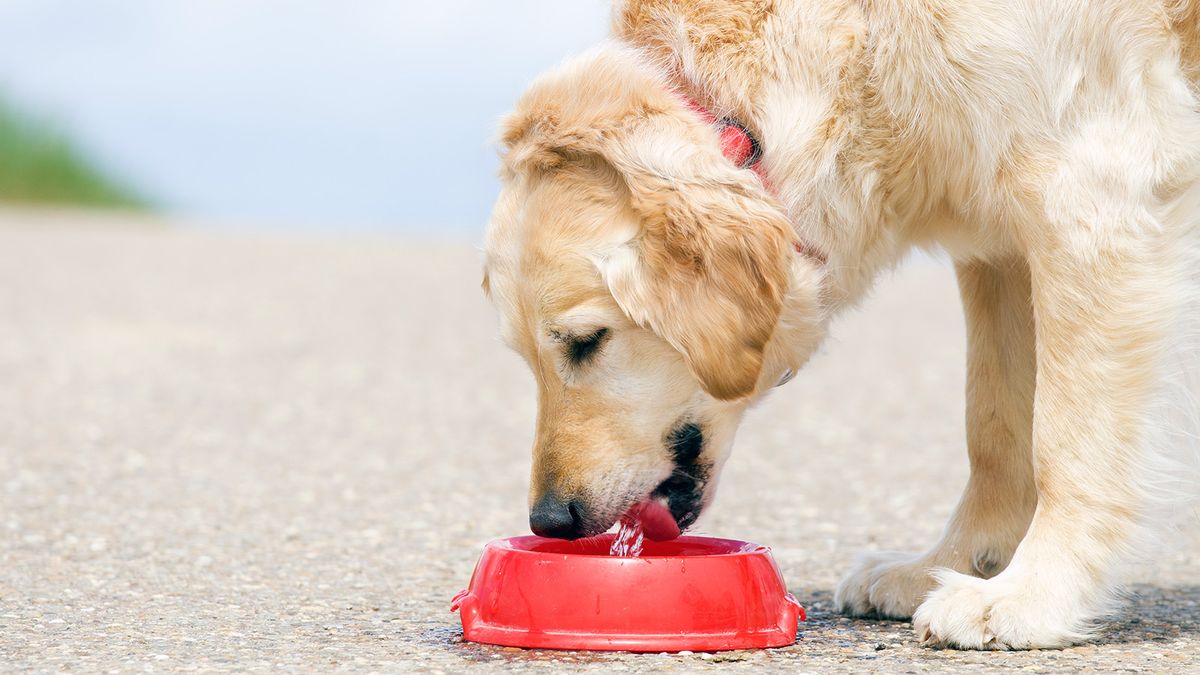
[497,49,793,400]
[597,115,794,401]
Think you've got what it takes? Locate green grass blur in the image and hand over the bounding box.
[0,96,146,209]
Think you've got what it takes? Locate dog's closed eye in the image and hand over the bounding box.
[560,328,609,365]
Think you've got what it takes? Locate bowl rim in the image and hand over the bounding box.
[484,534,773,560]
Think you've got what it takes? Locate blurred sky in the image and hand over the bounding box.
[0,1,610,233]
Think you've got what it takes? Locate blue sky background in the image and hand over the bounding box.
[0,1,610,233]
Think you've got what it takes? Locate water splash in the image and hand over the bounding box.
[609,512,645,557]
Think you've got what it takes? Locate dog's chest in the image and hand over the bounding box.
[911,200,1024,262]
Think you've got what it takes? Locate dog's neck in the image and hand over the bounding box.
[616,4,925,398]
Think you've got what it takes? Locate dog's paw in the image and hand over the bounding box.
[912,569,1089,650]
[833,551,936,619]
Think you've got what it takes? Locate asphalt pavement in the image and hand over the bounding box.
[0,211,1196,672]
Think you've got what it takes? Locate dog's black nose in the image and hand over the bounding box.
[529,493,584,539]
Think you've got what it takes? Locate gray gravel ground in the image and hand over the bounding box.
[1,211,1197,673]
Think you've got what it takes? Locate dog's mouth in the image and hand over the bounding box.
[617,497,680,541]
[651,464,708,530]
[656,420,709,532]
[613,421,710,540]
[611,467,707,541]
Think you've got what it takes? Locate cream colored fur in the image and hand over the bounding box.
[485,0,1200,649]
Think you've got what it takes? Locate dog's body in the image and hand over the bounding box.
[485,0,1200,649]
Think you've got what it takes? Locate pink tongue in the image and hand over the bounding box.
[631,499,680,541]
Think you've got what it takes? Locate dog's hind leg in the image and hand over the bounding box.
[834,258,1038,619]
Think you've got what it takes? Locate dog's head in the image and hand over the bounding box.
[483,46,826,539]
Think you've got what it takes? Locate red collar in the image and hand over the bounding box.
[682,98,767,183]
[682,96,826,265]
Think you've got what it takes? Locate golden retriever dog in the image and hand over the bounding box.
[482,0,1200,649]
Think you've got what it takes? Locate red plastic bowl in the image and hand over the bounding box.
[451,534,804,652]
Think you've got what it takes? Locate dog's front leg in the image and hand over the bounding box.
[913,175,1177,649]
[834,258,1038,619]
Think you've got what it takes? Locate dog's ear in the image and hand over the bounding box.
[497,52,793,400]
[597,116,793,400]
